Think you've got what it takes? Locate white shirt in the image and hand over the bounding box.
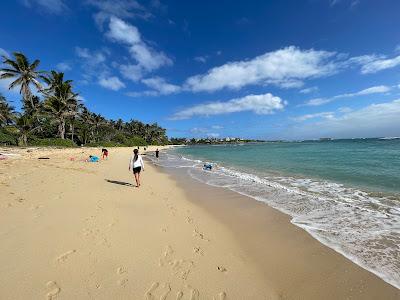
[129,154,144,170]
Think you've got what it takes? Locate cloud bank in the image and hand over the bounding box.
[304,85,391,106]
[171,93,286,120]
[286,99,400,139]
[184,46,338,92]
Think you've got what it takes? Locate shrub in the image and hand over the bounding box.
[124,136,147,146]
[85,141,123,147]
[29,138,76,147]
[0,130,18,146]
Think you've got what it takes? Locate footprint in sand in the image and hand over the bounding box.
[46,281,61,300]
[186,216,194,224]
[193,246,204,256]
[186,285,200,300]
[159,245,174,267]
[145,282,171,300]
[116,266,127,275]
[171,259,194,280]
[217,266,227,273]
[56,250,76,263]
[117,266,128,287]
[213,292,227,300]
[159,246,194,280]
[193,229,210,242]
[145,282,159,299]
[117,278,128,287]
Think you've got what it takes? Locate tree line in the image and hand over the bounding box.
[0,52,168,147]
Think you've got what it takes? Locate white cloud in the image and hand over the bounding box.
[86,0,151,29]
[190,127,222,138]
[286,99,400,139]
[21,0,68,14]
[300,86,319,94]
[119,64,144,82]
[0,76,19,96]
[98,76,125,91]
[338,106,353,113]
[330,0,360,8]
[304,85,391,106]
[292,111,335,122]
[141,77,180,95]
[170,93,286,120]
[119,64,143,82]
[184,46,338,92]
[359,55,400,74]
[74,47,118,87]
[56,62,71,72]
[190,127,208,134]
[75,47,106,64]
[106,17,172,72]
[211,125,223,129]
[194,56,208,63]
[207,133,220,138]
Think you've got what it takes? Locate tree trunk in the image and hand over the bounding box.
[19,134,28,146]
[59,118,65,139]
[71,123,74,142]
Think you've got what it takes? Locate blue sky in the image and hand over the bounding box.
[1,0,400,140]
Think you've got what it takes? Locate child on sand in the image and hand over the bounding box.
[128,149,144,187]
[102,148,108,160]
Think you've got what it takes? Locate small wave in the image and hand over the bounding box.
[149,150,400,289]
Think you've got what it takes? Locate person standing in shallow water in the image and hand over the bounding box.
[155,148,159,159]
[129,149,144,187]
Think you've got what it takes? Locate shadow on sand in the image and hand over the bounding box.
[105,179,134,187]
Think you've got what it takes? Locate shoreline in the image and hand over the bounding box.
[0,146,398,299]
[155,157,400,298]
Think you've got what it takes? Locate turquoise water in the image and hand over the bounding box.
[149,139,400,289]
[174,139,400,195]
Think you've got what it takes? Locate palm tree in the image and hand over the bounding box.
[43,78,79,139]
[22,95,42,117]
[91,113,106,141]
[0,93,15,127]
[42,71,72,94]
[0,52,43,108]
[15,113,40,146]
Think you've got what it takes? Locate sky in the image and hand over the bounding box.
[1,0,400,140]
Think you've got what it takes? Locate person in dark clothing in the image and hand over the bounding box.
[101,148,108,160]
[155,148,159,159]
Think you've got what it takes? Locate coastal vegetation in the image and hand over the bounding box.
[170,137,264,145]
[0,52,168,147]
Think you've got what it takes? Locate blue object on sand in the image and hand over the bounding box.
[90,156,99,162]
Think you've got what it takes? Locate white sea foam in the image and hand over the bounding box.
[147,151,400,289]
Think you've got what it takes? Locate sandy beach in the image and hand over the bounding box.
[0,146,399,299]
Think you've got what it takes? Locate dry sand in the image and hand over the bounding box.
[0,146,275,299]
[0,146,399,299]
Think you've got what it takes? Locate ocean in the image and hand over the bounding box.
[148,138,400,289]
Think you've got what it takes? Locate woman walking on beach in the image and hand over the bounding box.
[129,149,144,187]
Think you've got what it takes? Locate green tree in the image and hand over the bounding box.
[0,93,15,127]
[0,52,43,108]
[43,73,79,139]
[15,114,40,146]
